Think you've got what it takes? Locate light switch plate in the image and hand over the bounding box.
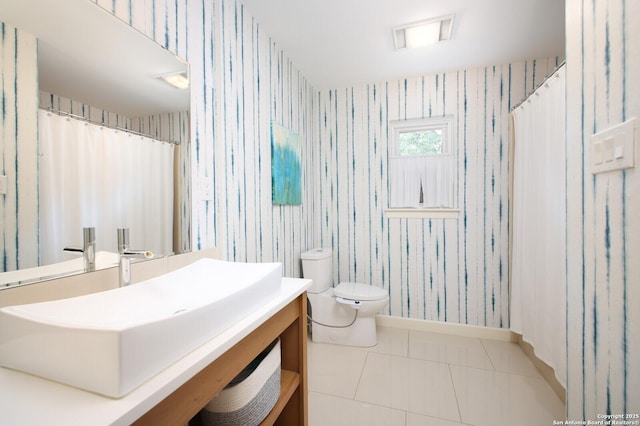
[591,118,636,174]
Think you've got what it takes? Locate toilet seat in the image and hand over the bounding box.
[334,282,387,301]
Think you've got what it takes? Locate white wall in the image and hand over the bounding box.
[314,59,561,326]
[566,0,639,418]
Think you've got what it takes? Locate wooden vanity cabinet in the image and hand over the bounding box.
[133,292,308,426]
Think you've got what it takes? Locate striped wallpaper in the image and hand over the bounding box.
[213,0,315,276]
[565,0,639,418]
[313,59,561,326]
[0,22,38,271]
[95,0,315,278]
[94,1,560,327]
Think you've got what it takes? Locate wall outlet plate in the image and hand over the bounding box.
[591,118,636,174]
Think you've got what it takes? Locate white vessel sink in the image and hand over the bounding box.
[0,259,282,398]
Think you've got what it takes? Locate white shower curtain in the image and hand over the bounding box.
[38,111,174,266]
[511,65,566,387]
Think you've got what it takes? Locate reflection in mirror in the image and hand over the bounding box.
[0,0,191,288]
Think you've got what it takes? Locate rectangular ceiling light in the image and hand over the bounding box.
[393,15,454,50]
[158,72,190,89]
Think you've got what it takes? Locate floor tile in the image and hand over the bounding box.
[450,364,565,426]
[359,326,409,357]
[408,330,494,370]
[307,327,566,426]
[480,339,541,377]
[309,392,406,426]
[406,412,471,426]
[355,352,461,422]
[308,341,368,399]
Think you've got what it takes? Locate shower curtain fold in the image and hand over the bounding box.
[38,110,174,266]
[510,65,567,388]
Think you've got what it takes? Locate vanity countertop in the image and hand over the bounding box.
[0,277,311,426]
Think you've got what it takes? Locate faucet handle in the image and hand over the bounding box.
[117,228,130,253]
[83,227,95,244]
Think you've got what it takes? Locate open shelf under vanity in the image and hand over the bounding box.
[133,292,309,426]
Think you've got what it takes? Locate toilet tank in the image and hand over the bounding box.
[300,248,332,293]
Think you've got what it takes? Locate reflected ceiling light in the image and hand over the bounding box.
[393,15,454,50]
[158,72,190,89]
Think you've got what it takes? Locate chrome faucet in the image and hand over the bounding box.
[64,227,96,272]
[117,228,153,287]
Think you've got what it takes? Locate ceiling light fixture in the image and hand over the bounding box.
[393,15,454,50]
[158,72,190,90]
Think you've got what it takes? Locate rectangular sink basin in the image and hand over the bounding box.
[0,259,282,398]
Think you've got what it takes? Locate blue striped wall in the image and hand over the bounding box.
[105,2,560,329]
[566,0,639,418]
[0,22,38,271]
[213,0,314,277]
[314,59,561,326]
[101,0,314,277]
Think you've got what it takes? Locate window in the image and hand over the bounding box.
[398,129,443,155]
[388,116,457,214]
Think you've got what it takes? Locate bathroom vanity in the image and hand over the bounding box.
[0,276,311,425]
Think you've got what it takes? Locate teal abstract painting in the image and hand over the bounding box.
[271,122,302,205]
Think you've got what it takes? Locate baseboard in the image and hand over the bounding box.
[375,315,515,342]
[375,315,566,404]
[513,334,566,404]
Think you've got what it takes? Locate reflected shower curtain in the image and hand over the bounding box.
[38,111,174,266]
[511,65,566,387]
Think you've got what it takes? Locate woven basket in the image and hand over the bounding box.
[200,339,280,426]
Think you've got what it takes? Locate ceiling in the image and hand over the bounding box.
[0,0,565,110]
[238,0,566,90]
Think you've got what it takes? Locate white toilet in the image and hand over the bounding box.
[301,248,388,347]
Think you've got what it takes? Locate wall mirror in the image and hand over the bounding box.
[0,0,191,289]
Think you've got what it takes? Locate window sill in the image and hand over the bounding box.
[385,208,460,219]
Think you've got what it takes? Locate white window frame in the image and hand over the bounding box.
[386,116,459,219]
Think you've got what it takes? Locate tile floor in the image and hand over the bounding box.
[308,326,565,426]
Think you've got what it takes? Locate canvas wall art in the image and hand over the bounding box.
[271,122,302,205]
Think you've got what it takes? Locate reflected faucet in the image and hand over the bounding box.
[64,227,96,272]
[117,228,154,287]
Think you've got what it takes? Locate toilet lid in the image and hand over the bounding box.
[334,282,387,301]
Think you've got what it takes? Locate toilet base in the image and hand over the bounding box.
[307,289,388,348]
[311,312,378,347]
